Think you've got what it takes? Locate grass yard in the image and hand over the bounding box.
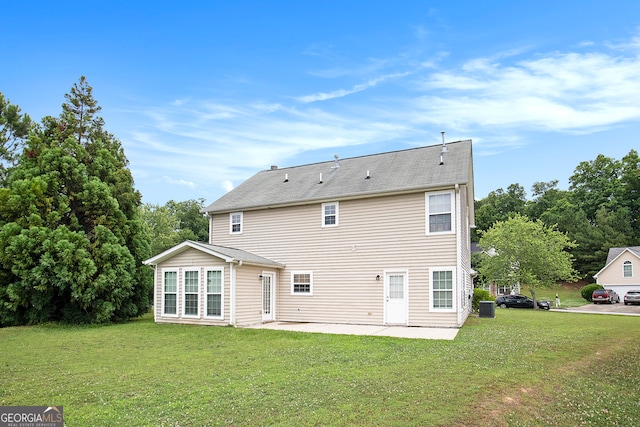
[522,283,590,308]
[1,310,639,426]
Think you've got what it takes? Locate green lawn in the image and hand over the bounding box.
[1,310,639,426]
[523,284,590,308]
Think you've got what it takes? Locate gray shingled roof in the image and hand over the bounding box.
[144,240,284,267]
[605,246,640,265]
[204,140,473,213]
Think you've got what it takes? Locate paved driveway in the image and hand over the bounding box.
[554,302,640,316]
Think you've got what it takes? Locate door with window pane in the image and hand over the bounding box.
[262,273,275,322]
[385,272,407,324]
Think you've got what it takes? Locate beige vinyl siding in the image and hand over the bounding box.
[153,248,231,326]
[234,264,269,326]
[597,253,640,287]
[211,191,462,327]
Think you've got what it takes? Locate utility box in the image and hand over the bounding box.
[479,301,495,318]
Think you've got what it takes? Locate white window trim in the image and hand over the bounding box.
[426,191,455,235]
[321,202,339,228]
[623,260,633,278]
[161,268,179,317]
[183,268,201,318]
[230,212,243,235]
[205,267,224,319]
[291,271,314,295]
[429,267,456,312]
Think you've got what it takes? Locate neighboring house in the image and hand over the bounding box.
[593,246,640,298]
[144,140,476,329]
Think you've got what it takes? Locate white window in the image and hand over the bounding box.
[291,271,313,295]
[183,269,200,317]
[426,192,454,234]
[431,268,455,311]
[162,270,178,316]
[206,268,223,318]
[230,212,243,234]
[322,202,339,227]
[623,261,633,278]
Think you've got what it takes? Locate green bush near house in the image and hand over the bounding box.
[580,283,603,302]
[472,288,495,311]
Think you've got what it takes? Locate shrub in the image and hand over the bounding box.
[581,283,603,302]
[473,288,495,311]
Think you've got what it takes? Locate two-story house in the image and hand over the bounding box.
[144,139,476,329]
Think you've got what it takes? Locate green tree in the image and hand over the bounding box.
[0,93,33,184]
[478,214,578,308]
[473,183,527,241]
[526,180,569,221]
[142,198,209,256]
[0,77,151,325]
[569,154,620,221]
[617,150,640,241]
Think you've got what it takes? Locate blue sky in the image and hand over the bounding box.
[3,1,639,205]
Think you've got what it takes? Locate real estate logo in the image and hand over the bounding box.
[0,406,63,427]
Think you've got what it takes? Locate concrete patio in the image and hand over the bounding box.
[244,321,460,340]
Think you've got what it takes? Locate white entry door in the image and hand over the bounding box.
[385,272,407,325]
[262,273,275,322]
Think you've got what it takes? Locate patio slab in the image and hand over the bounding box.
[244,321,460,340]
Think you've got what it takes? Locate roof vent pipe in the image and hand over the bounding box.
[284,173,289,182]
[439,130,447,165]
[331,154,340,169]
[319,173,323,184]
[365,170,371,179]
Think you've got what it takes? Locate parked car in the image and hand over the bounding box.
[495,295,550,310]
[624,290,640,305]
[592,289,620,304]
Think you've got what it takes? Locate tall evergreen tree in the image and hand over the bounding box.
[0,93,33,184]
[0,77,151,325]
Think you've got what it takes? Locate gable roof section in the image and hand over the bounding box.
[143,240,285,268]
[204,140,474,214]
[593,246,640,278]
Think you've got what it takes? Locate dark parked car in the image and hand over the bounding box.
[495,295,550,310]
[592,288,620,304]
[624,290,640,305]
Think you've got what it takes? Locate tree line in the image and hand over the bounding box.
[473,150,640,280]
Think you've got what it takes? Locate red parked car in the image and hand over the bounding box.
[592,289,620,304]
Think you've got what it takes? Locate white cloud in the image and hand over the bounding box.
[414,49,640,133]
[297,71,412,103]
[163,176,196,188]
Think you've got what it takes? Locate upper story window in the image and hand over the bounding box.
[291,271,313,295]
[230,212,243,234]
[426,191,454,234]
[623,260,633,278]
[322,202,339,227]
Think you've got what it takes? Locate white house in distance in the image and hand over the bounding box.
[144,140,476,329]
[593,246,640,299]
